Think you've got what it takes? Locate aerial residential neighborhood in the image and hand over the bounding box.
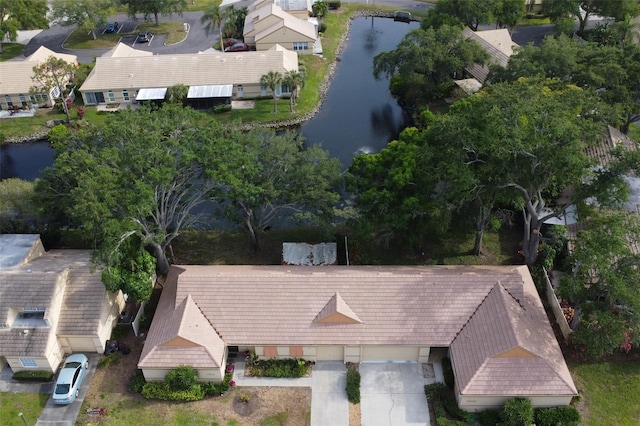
[1,0,640,425]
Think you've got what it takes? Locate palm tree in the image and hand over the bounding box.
[260,71,283,113]
[283,71,305,112]
[224,5,248,39]
[201,5,227,51]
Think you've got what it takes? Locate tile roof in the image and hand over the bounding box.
[102,43,153,58]
[0,247,109,357]
[139,270,225,369]
[462,28,517,83]
[146,265,528,349]
[254,16,316,43]
[0,48,77,95]
[585,126,638,168]
[80,48,298,92]
[314,292,362,324]
[451,282,576,396]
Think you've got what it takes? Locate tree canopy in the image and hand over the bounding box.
[373,25,489,111]
[489,34,640,133]
[426,0,525,31]
[559,208,640,357]
[31,56,78,123]
[120,0,186,27]
[35,104,230,276]
[542,0,640,33]
[218,129,342,249]
[50,0,115,40]
[0,0,48,53]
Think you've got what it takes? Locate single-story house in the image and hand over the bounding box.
[79,44,299,105]
[0,46,78,110]
[462,28,518,84]
[0,235,125,373]
[244,2,319,54]
[138,264,577,411]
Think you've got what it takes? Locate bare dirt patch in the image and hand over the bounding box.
[77,328,311,426]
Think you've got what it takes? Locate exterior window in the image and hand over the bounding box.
[19,358,38,368]
[19,94,27,106]
[122,90,130,102]
[293,42,309,51]
[260,86,267,97]
[13,308,47,327]
[51,86,61,98]
[281,84,291,94]
[108,90,116,102]
[5,95,13,107]
[30,93,49,105]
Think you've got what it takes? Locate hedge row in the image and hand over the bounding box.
[424,382,470,426]
[346,368,360,404]
[141,382,205,401]
[246,358,311,378]
[477,403,580,426]
[12,370,54,381]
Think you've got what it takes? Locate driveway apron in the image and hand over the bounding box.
[36,354,100,426]
[311,362,349,426]
[360,362,430,426]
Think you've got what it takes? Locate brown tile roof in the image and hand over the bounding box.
[148,265,527,348]
[139,270,225,369]
[451,282,576,396]
[585,126,639,168]
[0,249,108,356]
[314,292,362,324]
[57,269,109,335]
[462,28,516,83]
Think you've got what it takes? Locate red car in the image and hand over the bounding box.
[225,43,250,52]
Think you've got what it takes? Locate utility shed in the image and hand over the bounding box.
[282,242,337,265]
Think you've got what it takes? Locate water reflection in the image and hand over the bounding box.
[0,140,55,181]
[301,17,418,170]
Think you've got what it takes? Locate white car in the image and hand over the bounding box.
[52,354,88,404]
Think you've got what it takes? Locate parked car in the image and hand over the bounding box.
[223,38,240,48]
[52,354,89,405]
[105,22,119,33]
[138,31,152,43]
[225,42,250,52]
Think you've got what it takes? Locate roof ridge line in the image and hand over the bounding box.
[451,282,499,342]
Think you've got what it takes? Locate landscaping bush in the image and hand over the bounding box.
[500,398,534,426]
[441,357,455,389]
[213,103,232,114]
[535,406,580,426]
[477,409,501,426]
[128,369,146,393]
[12,370,54,381]
[346,368,360,404]
[164,365,199,391]
[424,382,448,402]
[246,358,311,378]
[443,397,471,422]
[435,418,466,426]
[327,0,340,9]
[141,381,204,401]
[318,22,327,33]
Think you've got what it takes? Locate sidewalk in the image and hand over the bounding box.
[0,363,53,394]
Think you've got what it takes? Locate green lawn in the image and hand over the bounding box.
[0,43,25,61]
[0,392,49,426]
[571,361,640,425]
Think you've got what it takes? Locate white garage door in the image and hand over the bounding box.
[361,346,420,361]
[316,345,344,361]
[66,337,98,353]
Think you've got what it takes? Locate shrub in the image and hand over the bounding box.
[435,418,466,426]
[500,398,534,426]
[12,370,54,381]
[245,358,311,378]
[128,369,146,393]
[443,397,471,422]
[318,23,327,33]
[213,104,232,114]
[535,406,580,426]
[164,365,199,391]
[97,351,122,368]
[346,368,360,404]
[424,382,448,402]
[141,382,204,401]
[327,0,340,9]
[441,357,455,389]
[477,409,501,426]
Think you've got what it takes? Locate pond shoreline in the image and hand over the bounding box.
[5,11,419,143]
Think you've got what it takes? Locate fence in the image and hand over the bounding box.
[542,267,573,342]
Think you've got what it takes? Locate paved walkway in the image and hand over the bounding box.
[0,363,53,394]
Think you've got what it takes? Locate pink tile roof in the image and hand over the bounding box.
[140,265,576,396]
[139,269,225,369]
[314,292,362,324]
[451,282,577,396]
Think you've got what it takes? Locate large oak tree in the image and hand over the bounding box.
[0,0,48,53]
[50,0,115,40]
[120,0,187,27]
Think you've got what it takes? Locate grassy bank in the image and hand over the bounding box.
[0,43,25,61]
[0,392,49,426]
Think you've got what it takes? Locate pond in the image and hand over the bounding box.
[301,17,419,169]
[0,17,418,181]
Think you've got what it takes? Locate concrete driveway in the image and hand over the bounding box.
[360,362,430,426]
[311,362,349,426]
[35,354,100,426]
